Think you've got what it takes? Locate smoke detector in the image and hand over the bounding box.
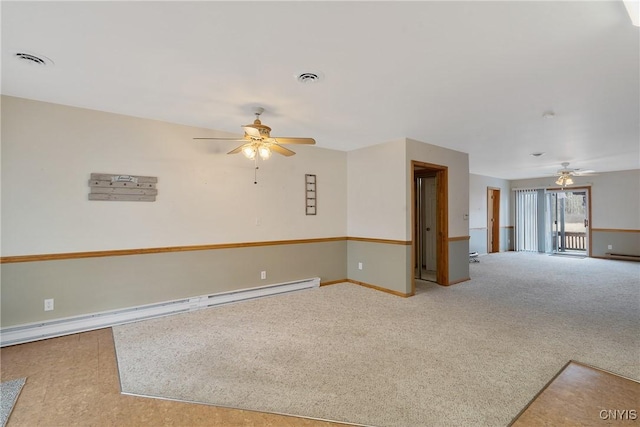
[295,72,323,84]
[14,51,54,67]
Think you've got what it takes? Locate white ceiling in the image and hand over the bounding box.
[2,1,638,179]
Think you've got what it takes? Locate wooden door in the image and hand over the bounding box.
[488,188,500,253]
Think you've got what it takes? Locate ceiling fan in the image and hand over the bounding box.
[554,162,596,187]
[194,107,315,160]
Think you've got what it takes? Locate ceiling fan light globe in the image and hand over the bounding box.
[555,177,563,186]
[242,146,257,159]
[565,177,574,186]
[258,145,271,160]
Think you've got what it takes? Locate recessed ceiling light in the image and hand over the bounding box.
[530,152,545,157]
[14,51,54,67]
[295,72,323,84]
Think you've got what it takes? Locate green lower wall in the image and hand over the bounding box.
[346,240,411,294]
[469,229,487,254]
[591,231,640,258]
[347,239,470,291]
[470,228,514,254]
[449,239,470,284]
[3,235,482,327]
[0,240,347,327]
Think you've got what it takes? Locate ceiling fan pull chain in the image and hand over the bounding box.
[254,158,259,184]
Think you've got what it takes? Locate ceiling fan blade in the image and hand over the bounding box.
[243,126,261,138]
[270,143,296,157]
[193,137,247,141]
[270,137,316,145]
[227,143,249,155]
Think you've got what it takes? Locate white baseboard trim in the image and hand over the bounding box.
[0,277,320,347]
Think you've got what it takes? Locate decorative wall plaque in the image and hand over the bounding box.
[305,174,316,215]
[89,173,157,202]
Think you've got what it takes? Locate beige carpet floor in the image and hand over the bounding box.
[113,252,639,426]
[0,377,26,427]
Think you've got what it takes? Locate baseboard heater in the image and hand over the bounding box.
[0,277,320,347]
[606,253,640,262]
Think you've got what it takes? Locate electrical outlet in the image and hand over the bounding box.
[608,245,613,250]
[358,262,363,270]
[44,298,54,311]
[260,271,267,280]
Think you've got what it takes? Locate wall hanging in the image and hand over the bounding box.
[88,173,157,202]
[305,174,316,215]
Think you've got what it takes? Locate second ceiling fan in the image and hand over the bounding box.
[194,107,315,160]
[554,162,596,187]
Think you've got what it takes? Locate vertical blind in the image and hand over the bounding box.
[515,189,538,252]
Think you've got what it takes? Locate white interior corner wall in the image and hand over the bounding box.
[469,173,512,254]
[0,96,347,257]
[345,139,410,295]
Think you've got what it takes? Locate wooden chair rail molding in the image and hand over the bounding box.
[0,236,413,264]
[346,237,411,245]
[590,228,640,233]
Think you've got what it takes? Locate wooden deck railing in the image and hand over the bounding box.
[554,232,586,251]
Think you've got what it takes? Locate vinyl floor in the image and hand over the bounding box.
[511,361,639,426]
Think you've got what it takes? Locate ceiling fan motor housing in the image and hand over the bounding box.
[244,119,271,139]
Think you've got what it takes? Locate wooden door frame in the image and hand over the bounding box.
[487,187,500,253]
[411,161,448,295]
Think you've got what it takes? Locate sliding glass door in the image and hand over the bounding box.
[545,190,589,255]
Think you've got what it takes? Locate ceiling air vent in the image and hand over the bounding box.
[296,72,322,84]
[14,52,54,67]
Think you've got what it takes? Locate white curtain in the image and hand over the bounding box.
[515,189,538,252]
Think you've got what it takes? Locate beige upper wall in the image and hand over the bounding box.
[406,138,470,239]
[2,96,476,257]
[346,137,471,241]
[469,173,511,229]
[510,169,640,230]
[347,139,407,240]
[1,96,347,256]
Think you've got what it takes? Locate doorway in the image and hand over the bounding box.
[487,187,500,253]
[412,161,448,293]
[545,188,591,256]
[416,174,437,281]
